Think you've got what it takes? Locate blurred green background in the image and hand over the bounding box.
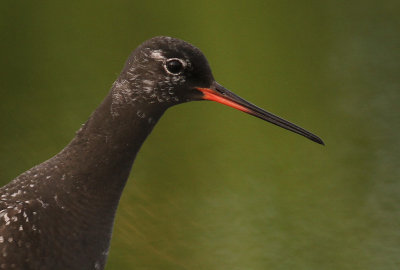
[1,1,399,269]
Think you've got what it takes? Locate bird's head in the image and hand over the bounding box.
[119,36,213,105]
[115,36,324,145]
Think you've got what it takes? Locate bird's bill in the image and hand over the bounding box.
[196,82,324,145]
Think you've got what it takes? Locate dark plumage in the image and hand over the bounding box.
[0,36,323,269]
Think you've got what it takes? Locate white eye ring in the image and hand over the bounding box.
[163,58,186,75]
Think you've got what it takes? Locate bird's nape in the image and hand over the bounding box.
[196,82,324,145]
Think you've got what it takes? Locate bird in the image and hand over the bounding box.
[0,36,324,270]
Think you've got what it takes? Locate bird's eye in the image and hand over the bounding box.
[164,58,185,75]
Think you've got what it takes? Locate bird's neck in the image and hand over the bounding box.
[4,83,167,268]
[56,84,166,203]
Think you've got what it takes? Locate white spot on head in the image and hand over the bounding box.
[143,85,153,93]
[142,79,153,86]
[111,79,133,118]
[150,50,164,60]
